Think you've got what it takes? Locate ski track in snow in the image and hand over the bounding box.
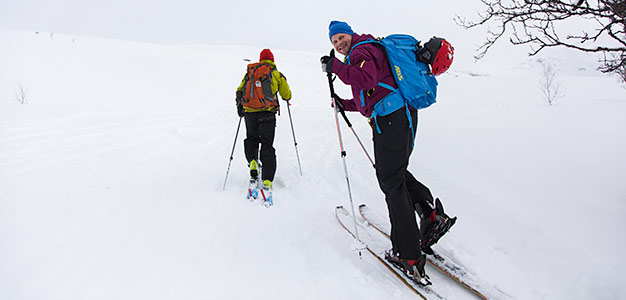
[1,29,626,299]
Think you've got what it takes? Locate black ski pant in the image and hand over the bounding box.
[373,108,433,260]
[244,111,277,182]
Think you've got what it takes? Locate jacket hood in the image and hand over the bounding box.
[260,60,277,68]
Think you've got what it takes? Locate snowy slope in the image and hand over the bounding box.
[1,29,625,300]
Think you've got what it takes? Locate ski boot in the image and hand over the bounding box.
[384,250,431,286]
[249,159,259,178]
[260,179,273,207]
[247,160,260,200]
[420,198,457,254]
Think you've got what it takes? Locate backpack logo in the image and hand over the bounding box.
[394,65,403,81]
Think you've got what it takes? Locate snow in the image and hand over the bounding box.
[1,29,625,299]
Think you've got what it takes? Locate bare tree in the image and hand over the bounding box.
[15,82,27,104]
[539,61,565,105]
[456,0,626,82]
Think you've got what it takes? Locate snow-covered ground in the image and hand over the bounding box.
[1,29,625,299]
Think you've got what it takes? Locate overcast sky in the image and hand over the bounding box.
[1,0,490,52]
[3,0,605,72]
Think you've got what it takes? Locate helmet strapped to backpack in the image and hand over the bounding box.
[417,37,454,76]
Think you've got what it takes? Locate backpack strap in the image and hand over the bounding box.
[346,40,382,108]
[349,44,415,148]
[245,64,262,104]
[345,39,380,66]
[244,63,279,111]
[369,97,415,150]
[346,39,398,108]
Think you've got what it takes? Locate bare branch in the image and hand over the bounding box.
[539,61,565,105]
[458,0,626,81]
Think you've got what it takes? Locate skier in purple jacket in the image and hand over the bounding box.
[321,20,455,284]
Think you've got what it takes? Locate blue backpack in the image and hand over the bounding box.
[346,34,438,113]
[346,34,438,140]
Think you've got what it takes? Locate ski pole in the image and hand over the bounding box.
[325,49,363,250]
[337,104,375,169]
[327,76,375,169]
[222,116,243,191]
[285,100,303,176]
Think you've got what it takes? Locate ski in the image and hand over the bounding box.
[246,178,260,201]
[246,178,272,207]
[358,204,490,300]
[260,187,273,207]
[335,206,443,300]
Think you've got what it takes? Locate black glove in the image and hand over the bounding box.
[237,103,244,117]
[320,56,334,73]
[236,91,244,117]
[331,93,345,112]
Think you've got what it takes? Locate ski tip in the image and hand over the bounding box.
[448,216,458,229]
[336,206,349,215]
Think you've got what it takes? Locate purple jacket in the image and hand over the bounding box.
[331,33,398,118]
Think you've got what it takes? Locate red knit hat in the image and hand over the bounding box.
[259,49,274,62]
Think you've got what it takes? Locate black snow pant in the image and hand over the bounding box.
[373,108,434,260]
[244,111,277,182]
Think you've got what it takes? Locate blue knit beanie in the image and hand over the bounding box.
[328,20,354,41]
